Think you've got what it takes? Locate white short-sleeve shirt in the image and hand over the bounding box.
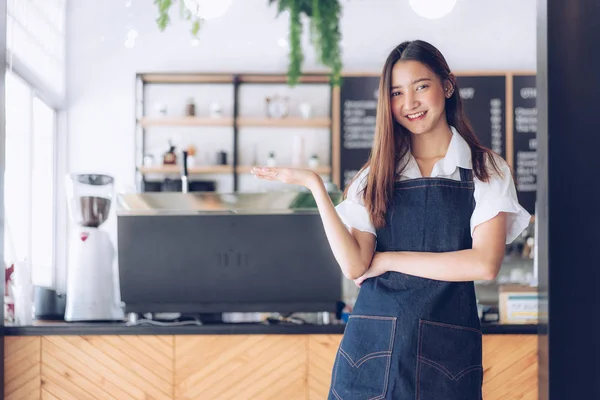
[335,127,531,244]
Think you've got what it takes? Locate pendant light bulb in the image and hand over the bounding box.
[409,0,457,19]
[183,0,233,20]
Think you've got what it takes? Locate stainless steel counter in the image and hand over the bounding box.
[116,190,343,216]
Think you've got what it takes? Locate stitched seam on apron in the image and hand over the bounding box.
[349,315,397,321]
[420,319,482,335]
[455,366,483,380]
[395,184,474,190]
[416,320,425,400]
[338,348,391,368]
[418,356,482,381]
[332,356,341,399]
[395,176,472,184]
[381,318,396,399]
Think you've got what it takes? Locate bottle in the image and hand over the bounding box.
[265,97,272,118]
[216,150,227,165]
[185,98,196,117]
[281,96,290,118]
[13,259,32,326]
[186,144,197,168]
[209,103,222,118]
[299,102,312,119]
[163,141,177,165]
[308,154,319,169]
[143,154,155,167]
[266,151,276,167]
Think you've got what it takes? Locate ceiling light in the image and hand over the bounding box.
[183,0,233,20]
[277,38,289,48]
[409,0,457,19]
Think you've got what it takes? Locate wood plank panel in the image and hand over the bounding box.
[4,336,41,400]
[482,335,539,400]
[175,335,307,400]
[308,335,342,400]
[307,334,538,399]
[41,336,174,400]
[3,333,537,399]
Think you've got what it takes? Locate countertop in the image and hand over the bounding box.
[3,321,538,336]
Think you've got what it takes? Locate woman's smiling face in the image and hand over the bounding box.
[390,60,451,136]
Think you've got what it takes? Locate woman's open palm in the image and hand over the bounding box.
[251,167,319,189]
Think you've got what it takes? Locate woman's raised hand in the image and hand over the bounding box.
[251,167,321,191]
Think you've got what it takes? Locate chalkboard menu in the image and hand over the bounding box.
[456,76,506,159]
[512,75,537,215]
[339,76,380,190]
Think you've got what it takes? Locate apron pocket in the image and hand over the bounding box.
[331,315,396,400]
[416,319,483,400]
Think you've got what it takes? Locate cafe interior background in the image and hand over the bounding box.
[2,0,541,397]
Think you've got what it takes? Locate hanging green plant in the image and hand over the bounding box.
[154,0,202,37]
[270,0,343,86]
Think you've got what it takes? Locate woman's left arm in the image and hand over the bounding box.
[355,212,507,285]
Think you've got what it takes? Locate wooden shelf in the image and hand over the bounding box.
[239,74,330,84]
[237,117,331,128]
[236,165,331,175]
[140,73,331,84]
[140,117,234,128]
[139,165,234,174]
[141,73,235,83]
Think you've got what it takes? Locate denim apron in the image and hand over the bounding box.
[329,168,483,400]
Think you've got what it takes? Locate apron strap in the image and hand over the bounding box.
[459,168,473,182]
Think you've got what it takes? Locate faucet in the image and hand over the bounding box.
[181,150,189,193]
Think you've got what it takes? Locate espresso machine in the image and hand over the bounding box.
[64,174,124,321]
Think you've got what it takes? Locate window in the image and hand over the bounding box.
[6,0,66,96]
[3,0,66,290]
[31,98,56,282]
[4,70,57,287]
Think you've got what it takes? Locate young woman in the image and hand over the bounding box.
[252,40,530,399]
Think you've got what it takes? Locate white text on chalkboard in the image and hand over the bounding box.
[460,87,475,100]
[515,107,537,134]
[490,99,503,154]
[520,87,537,99]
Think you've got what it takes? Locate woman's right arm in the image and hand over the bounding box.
[251,166,376,280]
[309,177,376,280]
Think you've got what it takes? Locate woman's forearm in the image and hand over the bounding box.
[308,177,373,280]
[378,249,502,282]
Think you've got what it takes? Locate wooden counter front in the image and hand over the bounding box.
[4,334,538,399]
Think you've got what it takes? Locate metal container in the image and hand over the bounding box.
[66,174,114,227]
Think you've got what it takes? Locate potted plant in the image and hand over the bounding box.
[154,0,201,37]
[269,0,342,86]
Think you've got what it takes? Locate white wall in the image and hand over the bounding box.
[66,0,537,248]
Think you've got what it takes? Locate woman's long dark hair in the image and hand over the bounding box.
[346,40,503,229]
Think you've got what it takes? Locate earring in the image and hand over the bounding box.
[446,88,454,98]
